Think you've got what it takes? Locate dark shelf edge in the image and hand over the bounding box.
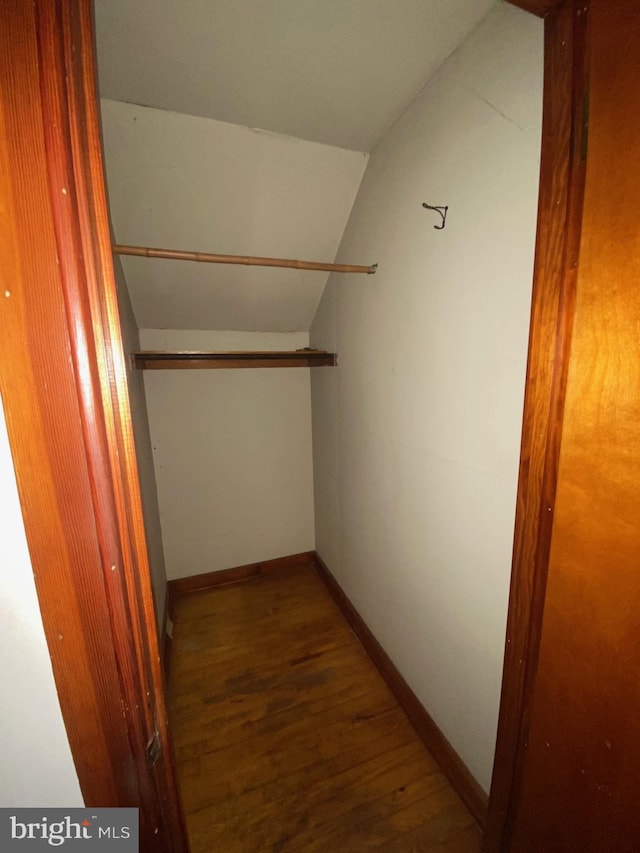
[132,350,337,370]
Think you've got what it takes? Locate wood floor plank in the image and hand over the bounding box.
[186,741,438,851]
[172,674,392,758]
[174,616,351,696]
[168,563,482,852]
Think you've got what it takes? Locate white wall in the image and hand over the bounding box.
[113,255,168,635]
[0,397,84,807]
[95,0,494,152]
[140,329,315,579]
[310,2,543,792]
[100,100,368,332]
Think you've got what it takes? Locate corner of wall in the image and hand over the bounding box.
[112,255,169,638]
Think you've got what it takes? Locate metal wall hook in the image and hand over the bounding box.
[422,203,448,230]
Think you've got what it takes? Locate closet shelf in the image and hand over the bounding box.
[132,349,337,370]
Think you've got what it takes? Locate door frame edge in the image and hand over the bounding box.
[0,1,188,848]
[483,1,589,848]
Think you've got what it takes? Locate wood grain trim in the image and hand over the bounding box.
[168,551,316,600]
[482,2,589,850]
[39,2,188,845]
[1,3,130,808]
[507,0,562,17]
[312,552,488,829]
[133,350,337,369]
[0,2,187,848]
[161,594,172,679]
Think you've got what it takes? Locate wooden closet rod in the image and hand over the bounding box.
[113,244,377,275]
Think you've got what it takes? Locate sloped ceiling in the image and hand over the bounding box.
[95,0,495,153]
[100,100,368,331]
[95,1,497,332]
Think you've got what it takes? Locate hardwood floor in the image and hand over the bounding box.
[167,563,482,852]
